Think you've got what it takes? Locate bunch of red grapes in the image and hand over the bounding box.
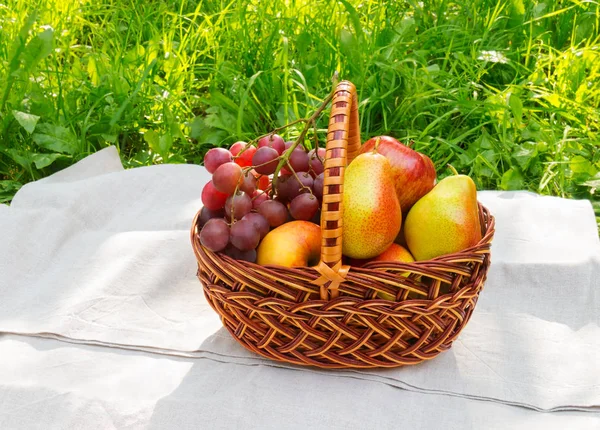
[199,134,326,263]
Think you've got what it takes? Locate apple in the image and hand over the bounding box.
[256,221,321,267]
[359,136,436,213]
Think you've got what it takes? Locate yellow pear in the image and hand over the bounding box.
[404,174,482,261]
[342,152,402,259]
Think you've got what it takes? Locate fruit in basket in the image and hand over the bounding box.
[370,243,415,264]
[242,212,270,240]
[258,134,286,154]
[198,206,225,228]
[252,146,280,175]
[213,162,243,194]
[313,173,324,201]
[251,190,269,209]
[239,171,257,194]
[404,174,482,261]
[230,141,256,168]
[257,200,289,227]
[281,146,310,175]
[230,219,261,251]
[201,180,228,210]
[256,221,321,267]
[276,172,313,202]
[342,152,402,259]
[289,193,319,221]
[254,171,270,191]
[360,136,436,213]
[308,147,325,176]
[370,244,415,300]
[224,191,252,221]
[348,243,414,267]
[204,148,233,173]
[200,218,230,252]
[223,244,257,263]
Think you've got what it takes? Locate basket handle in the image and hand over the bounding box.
[313,80,361,300]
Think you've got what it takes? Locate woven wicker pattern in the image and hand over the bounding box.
[191,80,495,369]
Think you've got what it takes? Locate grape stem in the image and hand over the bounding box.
[234,118,308,159]
[271,88,336,196]
[287,164,314,196]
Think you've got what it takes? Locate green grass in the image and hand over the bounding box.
[1,0,599,230]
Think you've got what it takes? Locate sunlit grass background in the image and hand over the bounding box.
[1,0,598,229]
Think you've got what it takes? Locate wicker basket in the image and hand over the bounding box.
[191,80,495,369]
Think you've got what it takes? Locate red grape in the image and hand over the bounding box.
[313,172,324,201]
[251,190,269,209]
[256,173,270,191]
[308,148,326,176]
[201,180,228,210]
[231,141,256,168]
[258,134,285,155]
[242,212,270,240]
[213,162,243,194]
[199,206,225,228]
[230,219,260,251]
[289,172,314,200]
[287,147,309,172]
[230,141,246,155]
[204,148,233,173]
[200,218,230,252]
[289,193,319,221]
[224,244,257,263]
[239,171,257,195]
[225,191,252,221]
[257,200,288,227]
[274,174,294,201]
[284,141,295,151]
[252,147,280,175]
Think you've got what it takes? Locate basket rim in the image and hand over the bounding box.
[191,202,495,304]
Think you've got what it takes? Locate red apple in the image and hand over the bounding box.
[359,136,436,213]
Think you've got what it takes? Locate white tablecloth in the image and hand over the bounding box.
[1,146,599,428]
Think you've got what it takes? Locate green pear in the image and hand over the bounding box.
[342,152,402,259]
[404,175,482,261]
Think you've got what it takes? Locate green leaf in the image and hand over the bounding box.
[0,180,23,203]
[500,168,524,190]
[511,0,525,15]
[509,93,523,128]
[12,110,40,134]
[31,153,65,169]
[22,28,54,72]
[583,173,600,189]
[512,142,537,170]
[570,155,596,176]
[143,130,160,152]
[340,28,356,56]
[158,134,173,156]
[32,124,78,155]
[339,0,363,41]
[544,93,560,107]
[87,55,100,86]
[4,148,33,169]
[101,134,117,143]
[1,12,36,105]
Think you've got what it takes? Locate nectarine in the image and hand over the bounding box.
[256,221,321,268]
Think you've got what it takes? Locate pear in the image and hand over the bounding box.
[404,174,482,261]
[342,152,402,259]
